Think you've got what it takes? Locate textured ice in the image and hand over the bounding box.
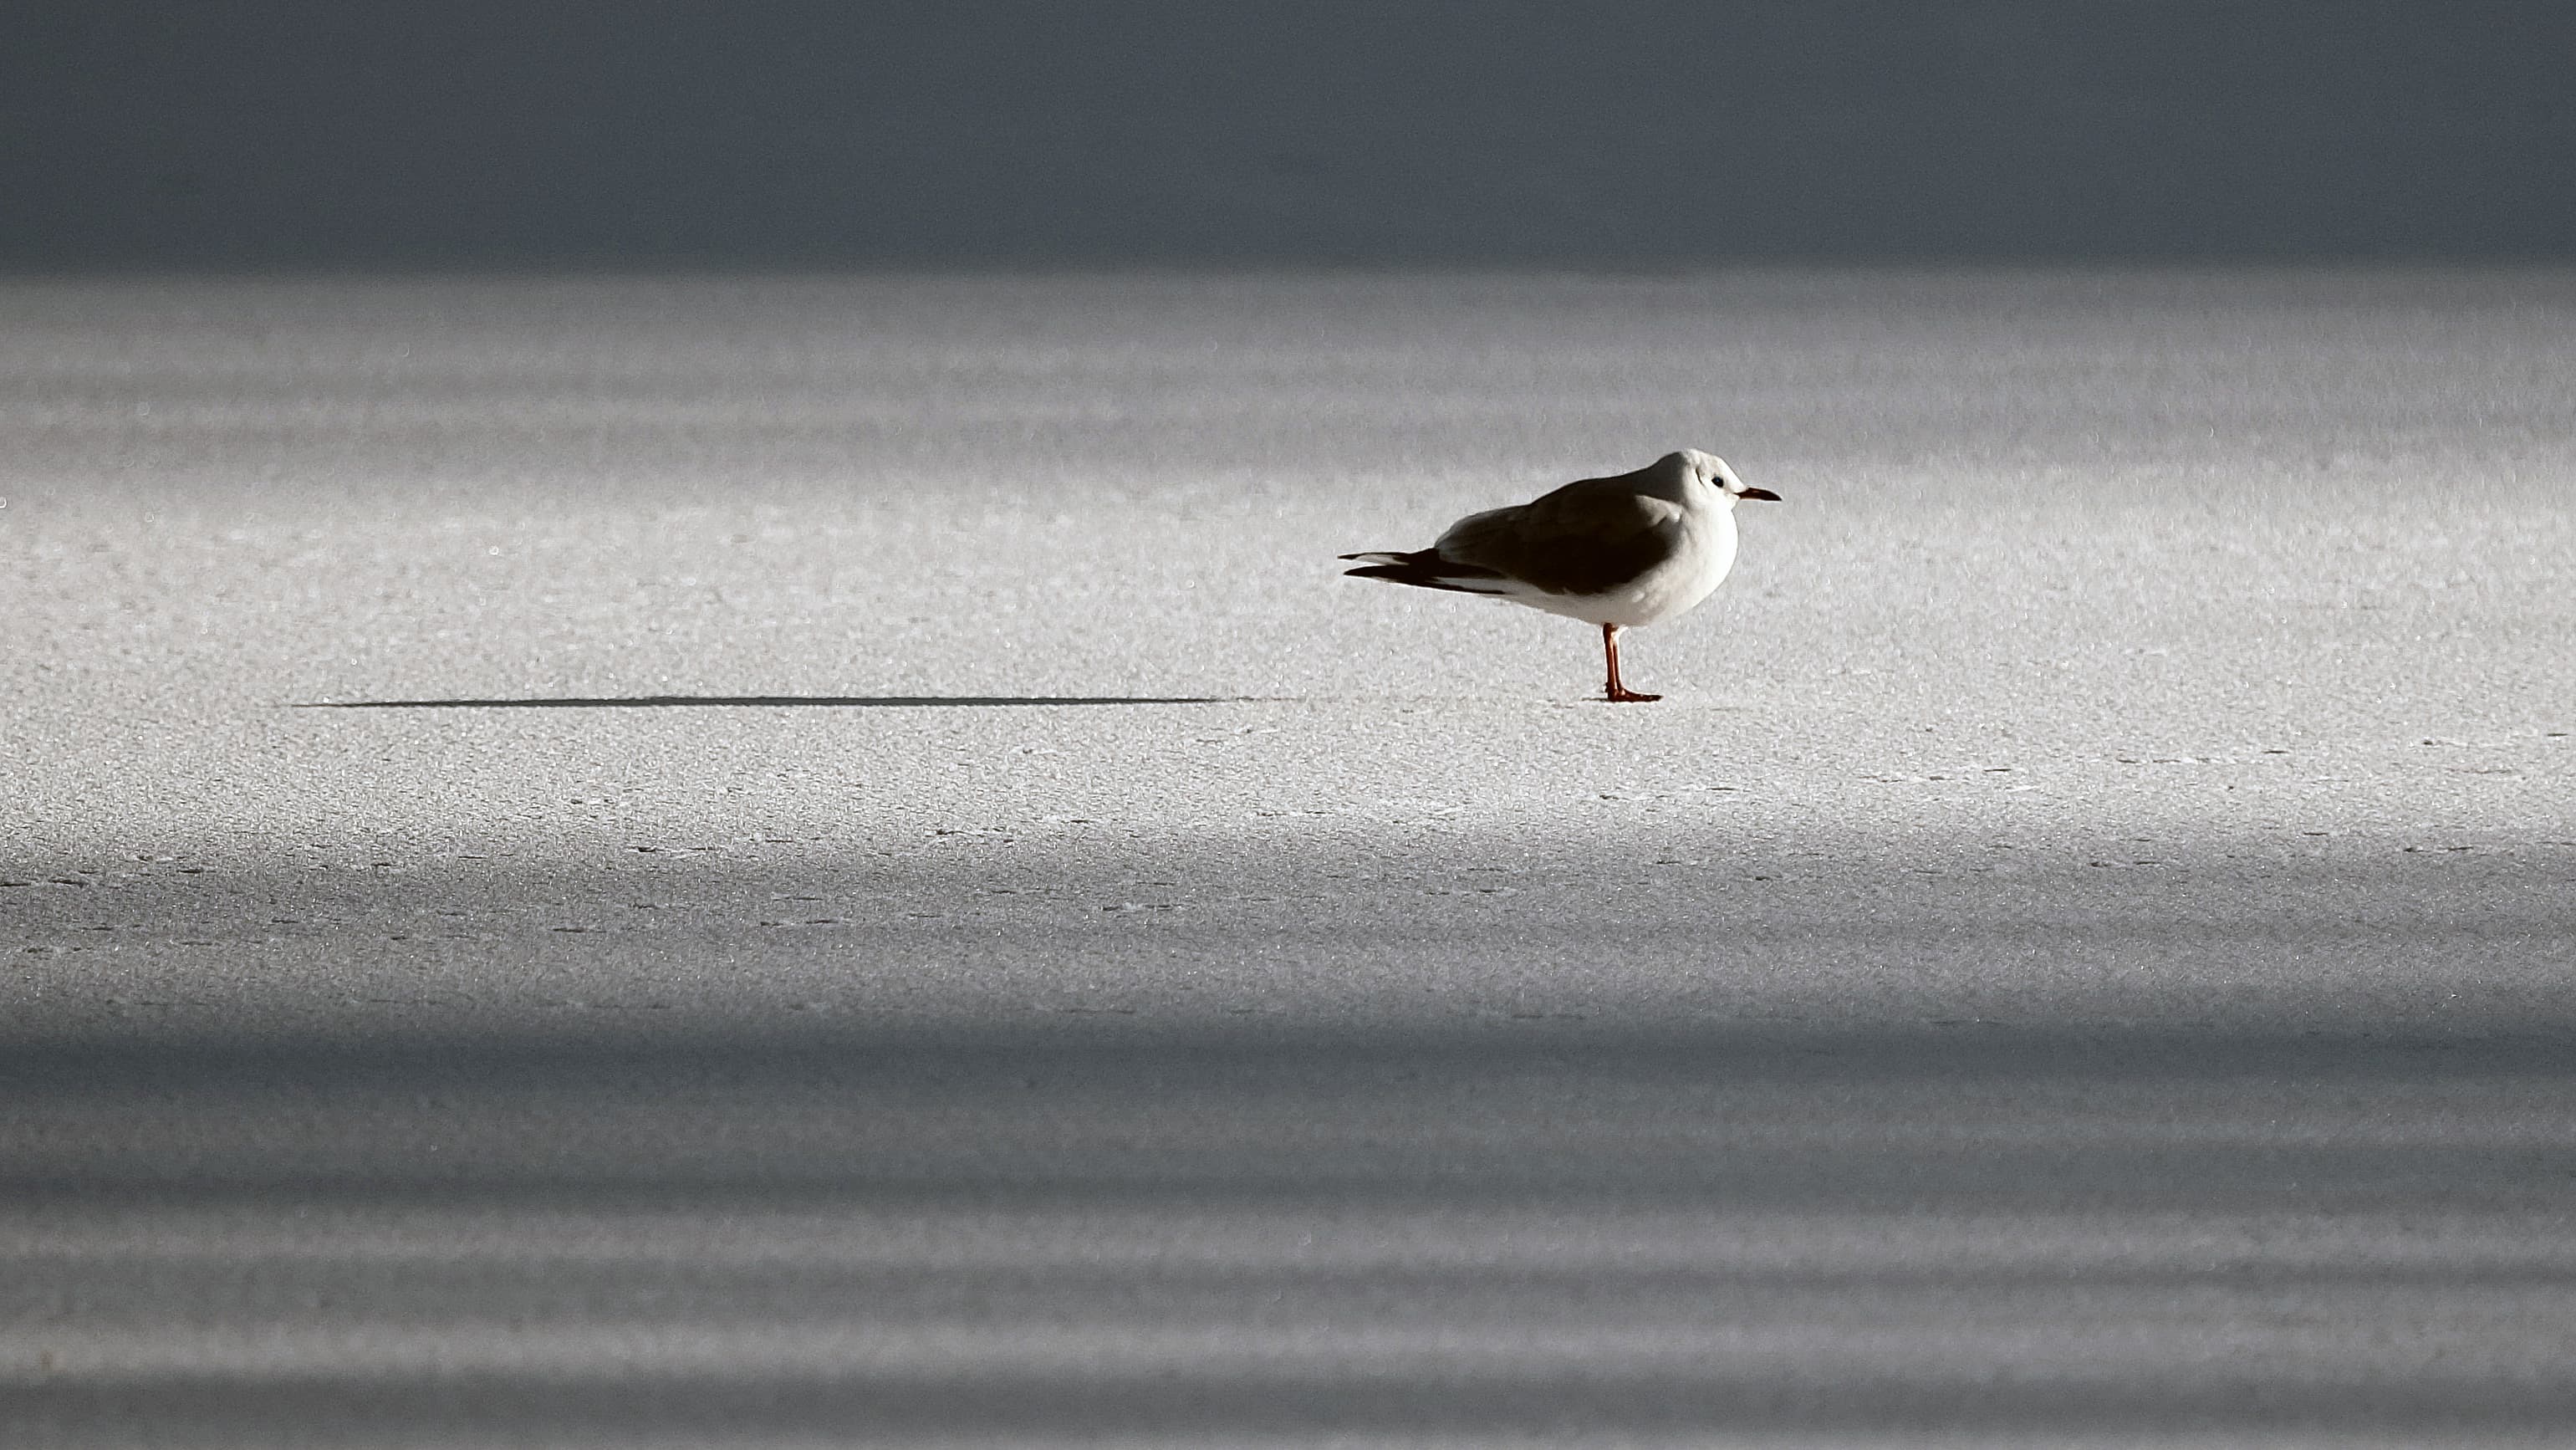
[4,271,2576,1443]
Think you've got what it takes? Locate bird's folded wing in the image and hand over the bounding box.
[1435,481,1685,596]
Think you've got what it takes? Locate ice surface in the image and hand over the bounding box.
[4,271,2575,1443]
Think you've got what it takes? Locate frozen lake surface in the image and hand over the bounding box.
[5,271,2576,1444]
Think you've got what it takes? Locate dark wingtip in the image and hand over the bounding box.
[1344,563,1508,595]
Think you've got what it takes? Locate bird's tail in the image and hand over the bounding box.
[1338,549,1511,595]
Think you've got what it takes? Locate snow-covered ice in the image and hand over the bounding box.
[5,270,2575,1443]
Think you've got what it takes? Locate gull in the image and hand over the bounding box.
[1340,449,1779,702]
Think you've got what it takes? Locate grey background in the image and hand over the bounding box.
[6,1,2574,269]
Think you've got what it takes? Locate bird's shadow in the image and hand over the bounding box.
[298,695,1253,710]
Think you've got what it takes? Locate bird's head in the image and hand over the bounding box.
[1671,449,1781,504]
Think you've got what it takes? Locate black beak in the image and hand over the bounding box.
[1738,487,1781,501]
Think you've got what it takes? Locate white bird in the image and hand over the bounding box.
[1340,449,1778,702]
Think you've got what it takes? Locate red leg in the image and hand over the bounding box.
[1601,623,1660,703]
